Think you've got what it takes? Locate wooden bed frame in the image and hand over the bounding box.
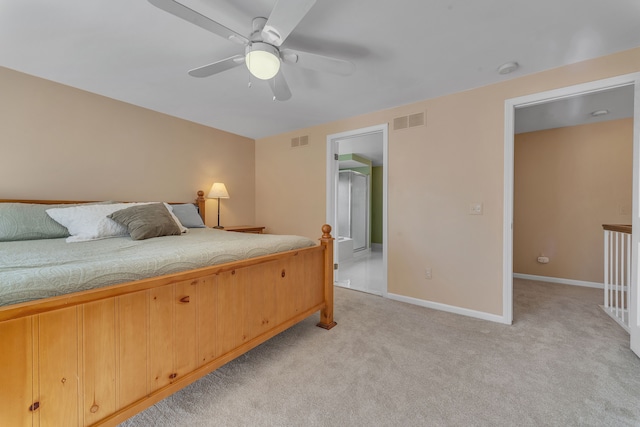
[0,191,335,426]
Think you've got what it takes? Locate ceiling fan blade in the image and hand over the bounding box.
[268,71,292,101]
[188,55,245,78]
[261,0,316,47]
[281,49,354,76]
[148,0,248,45]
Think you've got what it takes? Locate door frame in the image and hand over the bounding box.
[503,73,640,356]
[326,123,389,296]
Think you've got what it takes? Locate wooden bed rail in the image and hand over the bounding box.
[0,244,328,322]
[0,221,335,426]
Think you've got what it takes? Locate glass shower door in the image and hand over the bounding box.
[350,172,368,251]
[337,170,369,252]
[337,172,351,239]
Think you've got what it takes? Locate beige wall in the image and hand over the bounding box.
[256,47,640,317]
[514,119,633,283]
[0,66,255,227]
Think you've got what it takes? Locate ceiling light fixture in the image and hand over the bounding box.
[245,42,280,80]
[497,61,519,75]
[590,109,610,117]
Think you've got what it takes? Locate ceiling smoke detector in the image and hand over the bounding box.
[497,61,519,75]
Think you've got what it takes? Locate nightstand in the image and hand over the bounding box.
[224,226,265,234]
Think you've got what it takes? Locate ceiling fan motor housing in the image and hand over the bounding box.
[251,17,268,39]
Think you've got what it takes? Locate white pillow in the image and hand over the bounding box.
[46,202,152,242]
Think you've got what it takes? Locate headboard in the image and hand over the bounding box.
[0,190,207,222]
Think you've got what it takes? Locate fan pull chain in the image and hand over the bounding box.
[247,55,252,88]
[272,76,277,101]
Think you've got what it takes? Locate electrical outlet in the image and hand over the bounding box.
[425,268,432,279]
[618,203,631,215]
[469,203,483,215]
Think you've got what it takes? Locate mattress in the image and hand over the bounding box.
[0,228,315,307]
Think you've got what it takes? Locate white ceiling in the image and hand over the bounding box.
[1,0,640,140]
[515,85,634,134]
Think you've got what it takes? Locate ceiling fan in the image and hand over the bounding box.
[148,0,355,101]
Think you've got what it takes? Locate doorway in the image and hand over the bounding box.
[327,124,388,296]
[503,73,640,357]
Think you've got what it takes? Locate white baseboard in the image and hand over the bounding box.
[386,293,510,325]
[385,275,603,326]
[513,273,604,289]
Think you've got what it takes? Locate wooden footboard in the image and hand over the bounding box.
[0,226,334,426]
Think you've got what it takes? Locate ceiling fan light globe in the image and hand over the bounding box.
[246,43,281,80]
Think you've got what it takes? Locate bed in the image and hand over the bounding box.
[0,191,335,426]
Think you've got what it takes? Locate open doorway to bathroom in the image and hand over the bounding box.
[327,124,388,296]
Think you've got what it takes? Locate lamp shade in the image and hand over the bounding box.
[245,42,280,80]
[207,183,230,199]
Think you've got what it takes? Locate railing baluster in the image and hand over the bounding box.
[604,230,610,309]
[610,231,613,311]
[611,230,615,313]
[625,232,631,324]
[602,225,631,332]
[613,232,620,317]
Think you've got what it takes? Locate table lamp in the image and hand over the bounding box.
[207,182,230,229]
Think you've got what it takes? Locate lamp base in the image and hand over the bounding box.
[213,226,224,229]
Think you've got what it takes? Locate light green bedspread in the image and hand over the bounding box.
[0,228,316,307]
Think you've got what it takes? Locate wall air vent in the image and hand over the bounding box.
[393,116,408,130]
[408,112,425,127]
[393,111,426,131]
[291,135,309,148]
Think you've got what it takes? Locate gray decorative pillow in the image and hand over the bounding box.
[169,203,206,228]
[108,203,182,240]
[0,202,112,242]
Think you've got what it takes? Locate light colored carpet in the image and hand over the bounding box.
[120,279,640,426]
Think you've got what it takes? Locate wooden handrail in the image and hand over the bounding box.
[602,224,632,234]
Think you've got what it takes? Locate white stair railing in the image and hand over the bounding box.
[603,224,632,332]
